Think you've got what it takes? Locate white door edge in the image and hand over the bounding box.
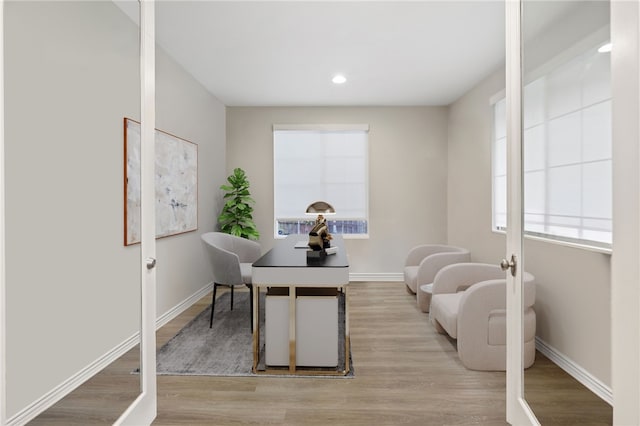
[114,0,157,423]
[0,1,7,424]
[505,1,539,425]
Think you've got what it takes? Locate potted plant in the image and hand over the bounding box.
[218,167,260,240]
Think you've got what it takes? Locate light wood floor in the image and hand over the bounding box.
[29,282,612,425]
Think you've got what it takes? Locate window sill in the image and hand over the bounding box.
[342,233,369,240]
[491,229,612,255]
[274,233,369,240]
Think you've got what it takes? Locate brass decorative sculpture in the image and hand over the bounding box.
[308,214,332,251]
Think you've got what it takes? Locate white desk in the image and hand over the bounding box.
[251,234,350,375]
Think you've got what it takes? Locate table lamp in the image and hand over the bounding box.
[305,201,336,216]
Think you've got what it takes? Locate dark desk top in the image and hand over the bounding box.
[253,234,349,268]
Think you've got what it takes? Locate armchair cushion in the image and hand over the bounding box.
[428,292,463,338]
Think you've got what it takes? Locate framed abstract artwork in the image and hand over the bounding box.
[124,118,198,246]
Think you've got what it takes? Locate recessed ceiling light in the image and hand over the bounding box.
[332,74,347,84]
[598,42,612,53]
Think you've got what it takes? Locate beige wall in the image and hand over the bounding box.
[4,1,226,418]
[447,67,611,388]
[447,69,506,262]
[155,38,227,316]
[226,107,449,275]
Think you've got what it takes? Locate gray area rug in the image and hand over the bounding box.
[152,290,353,377]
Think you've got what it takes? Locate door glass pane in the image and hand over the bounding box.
[521,0,612,247]
[522,0,612,422]
[4,1,142,421]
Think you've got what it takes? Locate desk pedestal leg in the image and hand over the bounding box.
[252,286,260,373]
[288,285,296,373]
[344,285,350,374]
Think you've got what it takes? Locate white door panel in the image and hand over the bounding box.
[505,1,539,424]
[115,1,157,424]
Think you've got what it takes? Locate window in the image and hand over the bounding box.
[273,125,369,238]
[492,39,612,249]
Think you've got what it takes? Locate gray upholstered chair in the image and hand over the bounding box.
[201,232,261,330]
[429,262,536,371]
[403,245,470,312]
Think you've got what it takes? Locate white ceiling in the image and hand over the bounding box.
[113,1,575,107]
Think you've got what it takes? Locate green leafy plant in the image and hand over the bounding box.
[218,167,260,240]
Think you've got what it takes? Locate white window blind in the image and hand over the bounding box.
[273,127,369,237]
[492,39,612,249]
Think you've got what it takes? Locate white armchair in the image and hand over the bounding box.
[403,245,470,312]
[429,263,536,371]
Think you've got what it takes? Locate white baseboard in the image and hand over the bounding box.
[535,337,612,406]
[7,283,213,426]
[156,283,213,330]
[349,272,403,282]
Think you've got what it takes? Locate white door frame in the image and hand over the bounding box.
[611,1,640,424]
[114,0,157,424]
[504,1,539,424]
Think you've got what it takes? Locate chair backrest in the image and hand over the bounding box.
[432,262,503,295]
[201,232,261,285]
[431,262,536,307]
[405,244,470,267]
[460,270,536,310]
